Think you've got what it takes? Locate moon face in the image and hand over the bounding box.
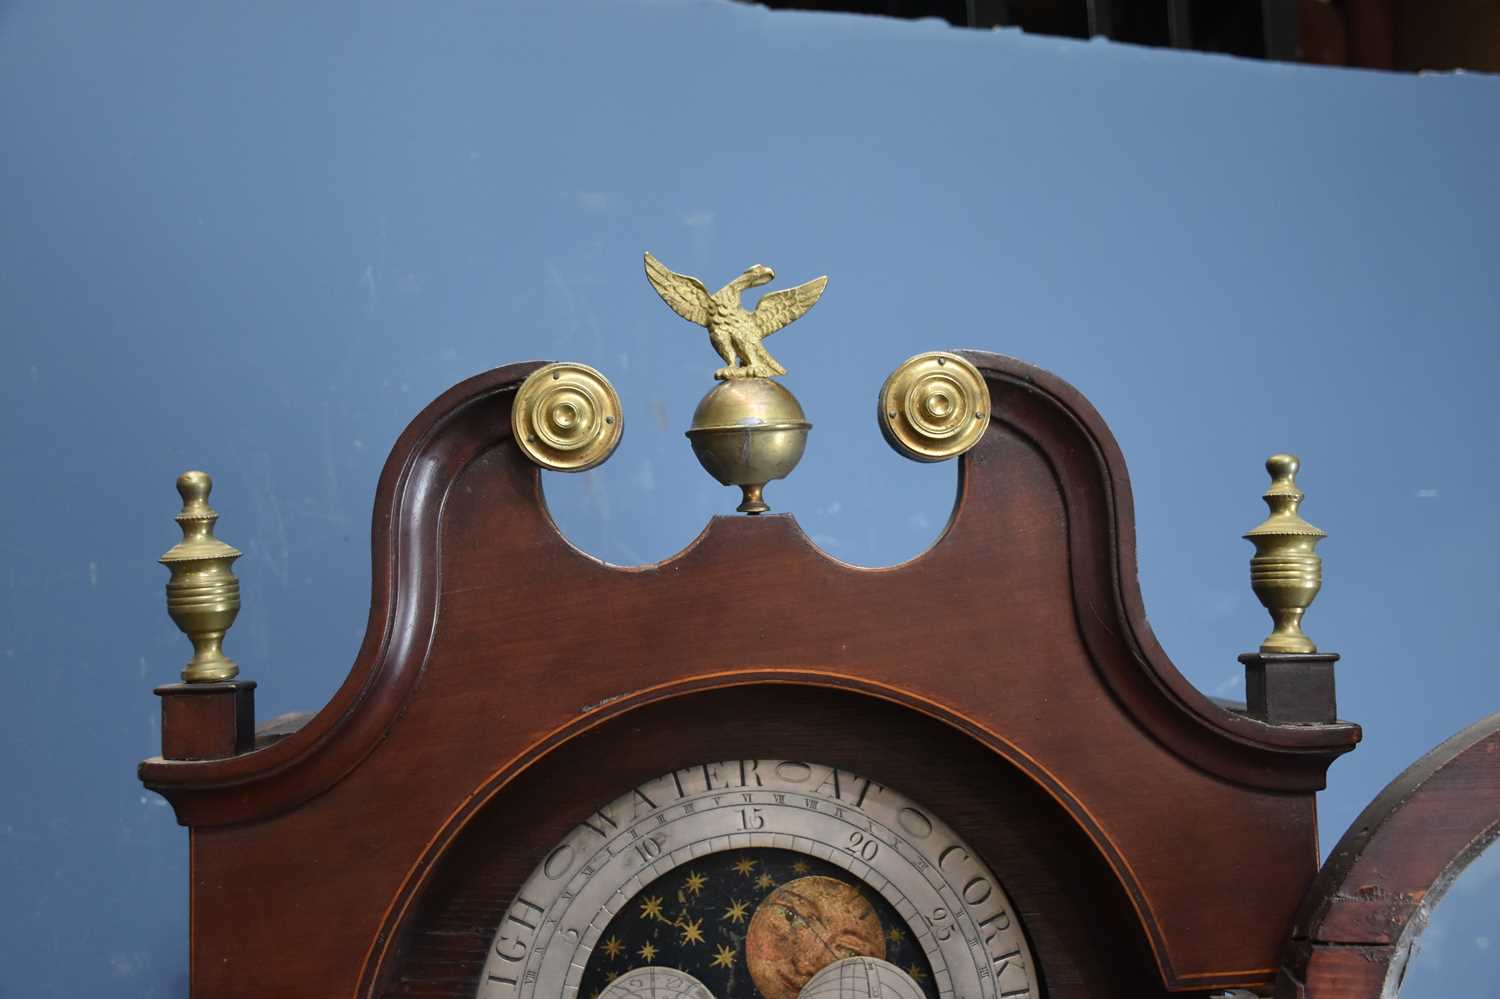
[745,876,887,999]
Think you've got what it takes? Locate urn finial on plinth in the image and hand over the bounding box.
[1243,454,1326,654]
[159,471,242,683]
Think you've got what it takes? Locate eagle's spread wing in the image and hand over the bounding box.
[752,275,828,338]
[644,252,712,327]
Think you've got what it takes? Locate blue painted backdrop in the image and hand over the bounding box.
[2,1,1497,994]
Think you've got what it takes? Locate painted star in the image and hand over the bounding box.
[791,860,811,874]
[723,898,750,924]
[638,942,659,962]
[906,964,927,983]
[606,970,619,983]
[640,896,665,921]
[754,873,775,890]
[711,944,737,969]
[683,870,708,896]
[601,935,625,959]
[679,917,705,945]
[888,927,906,944]
[732,856,758,877]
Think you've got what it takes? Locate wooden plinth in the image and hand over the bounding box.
[154,680,256,761]
[1241,653,1339,725]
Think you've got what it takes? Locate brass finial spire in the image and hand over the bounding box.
[1244,454,1326,654]
[645,251,819,515]
[159,471,242,683]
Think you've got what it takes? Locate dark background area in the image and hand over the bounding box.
[750,0,1500,71]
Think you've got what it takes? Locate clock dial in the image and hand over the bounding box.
[477,760,1038,999]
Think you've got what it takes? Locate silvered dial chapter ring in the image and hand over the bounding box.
[477,760,1037,999]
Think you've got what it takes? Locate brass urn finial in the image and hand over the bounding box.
[644,251,822,514]
[1244,454,1326,654]
[159,471,242,683]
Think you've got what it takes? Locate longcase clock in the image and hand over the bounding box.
[138,255,1500,999]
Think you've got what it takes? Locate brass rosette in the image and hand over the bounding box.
[878,351,991,462]
[513,362,623,472]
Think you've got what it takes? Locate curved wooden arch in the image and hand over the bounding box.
[961,351,1359,785]
[367,680,1171,998]
[140,352,1361,995]
[1276,711,1500,998]
[356,672,1170,994]
[139,354,1356,824]
[139,362,544,825]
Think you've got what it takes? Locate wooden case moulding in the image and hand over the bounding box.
[140,352,1364,997]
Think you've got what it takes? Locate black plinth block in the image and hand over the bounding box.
[1239,652,1339,725]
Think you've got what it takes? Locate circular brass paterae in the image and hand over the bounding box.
[513,362,623,472]
[878,351,990,462]
[686,378,810,514]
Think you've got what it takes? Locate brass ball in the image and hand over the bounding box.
[686,379,810,515]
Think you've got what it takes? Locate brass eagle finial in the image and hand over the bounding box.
[644,252,828,380]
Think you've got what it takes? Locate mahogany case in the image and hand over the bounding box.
[139,352,1363,997]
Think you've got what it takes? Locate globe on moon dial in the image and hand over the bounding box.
[799,957,929,999]
[597,967,715,999]
[477,760,1038,999]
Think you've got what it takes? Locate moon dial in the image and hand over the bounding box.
[477,760,1037,999]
